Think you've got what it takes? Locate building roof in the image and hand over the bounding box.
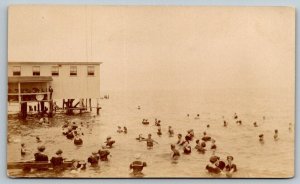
[8,61,103,65]
[8,76,53,83]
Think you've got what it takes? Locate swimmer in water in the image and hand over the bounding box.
[182,139,192,154]
[137,106,141,110]
[155,120,161,126]
[117,126,123,133]
[157,126,162,136]
[211,139,217,154]
[74,134,83,145]
[187,114,190,117]
[195,140,206,154]
[205,155,225,174]
[259,134,264,144]
[253,122,258,127]
[141,134,158,149]
[98,148,110,161]
[168,126,174,137]
[273,129,279,141]
[223,120,228,127]
[234,113,238,120]
[136,134,146,141]
[129,153,147,177]
[177,134,184,145]
[195,114,200,120]
[105,136,116,148]
[123,126,128,134]
[225,156,237,177]
[170,144,180,160]
[207,124,210,128]
[202,131,211,142]
[87,152,100,166]
[289,123,293,132]
[36,136,42,143]
[21,143,30,156]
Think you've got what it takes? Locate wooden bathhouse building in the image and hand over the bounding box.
[7,61,102,118]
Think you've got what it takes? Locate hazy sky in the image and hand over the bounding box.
[8,6,295,91]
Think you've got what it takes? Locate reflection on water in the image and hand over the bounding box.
[7,89,294,178]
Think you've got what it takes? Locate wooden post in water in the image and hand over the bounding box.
[89,98,92,112]
[85,98,88,110]
[96,99,100,115]
[21,102,27,119]
[49,101,53,117]
[41,101,45,114]
[62,99,65,110]
[37,102,40,113]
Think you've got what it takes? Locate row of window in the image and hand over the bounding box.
[12,66,95,77]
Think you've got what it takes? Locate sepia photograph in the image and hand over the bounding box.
[7,5,295,178]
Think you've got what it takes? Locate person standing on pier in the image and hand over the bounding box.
[49,86,53,100]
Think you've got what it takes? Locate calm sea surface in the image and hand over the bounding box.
[7,88,294,178]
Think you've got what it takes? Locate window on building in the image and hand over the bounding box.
[70,66,77,76]
[13,66,21,76]
[87,66,95,76]
[51,66,59,76]
[32,66,40,76]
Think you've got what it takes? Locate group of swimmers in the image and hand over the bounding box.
[62,121,84,145]
[17,111,293,177]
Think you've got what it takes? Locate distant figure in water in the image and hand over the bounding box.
[87,152,99,166]
[177,134,184,145]
[74,135,83,145]
[273,129,279,141]
[195,114,200,119]
[36,136,42,143]
[105,136,115,148]
[195,140,206,154]
[137,106,141,110]
[202,132,211,142]
[170,144,180,160]
[123,126,128,134]
[117,126,123,133]
[98,148,110,161]
[207,124,210,128]
[236,120,242,125]
[211,139,217,150]
[66,131,74,139]
[205,155,225,174]
[185,129,194,141]
[129,153,147,177]
[157,126,162,136]
[234,113,238,119]
[168,126,174,137]
[225,156,237,177]
[142,134,158,149]
[142,119,149,125]
[155,120,161,126]
[223,120,228,127]
[21,143,30,156]
[182,139,192,154]
[259,134,264,144]
[187,114,190,117]
[39,117,49,124]
[136,134,146,142]
[289,123,293,132]
[253,122,258,127]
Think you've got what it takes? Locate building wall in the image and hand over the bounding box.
[8,63,101,99]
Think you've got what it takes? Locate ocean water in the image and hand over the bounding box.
[7,88,294,178]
